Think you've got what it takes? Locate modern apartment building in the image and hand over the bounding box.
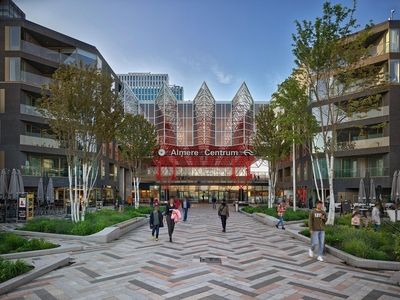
[117,72,184,101]
[0,0,131,204]
[275,20,400,205]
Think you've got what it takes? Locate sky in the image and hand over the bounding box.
[14,0,400,101]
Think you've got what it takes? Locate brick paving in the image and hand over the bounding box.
[2,204,400,300]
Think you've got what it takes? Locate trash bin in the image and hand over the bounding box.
[235,201,239,212]
[65,203,71,218]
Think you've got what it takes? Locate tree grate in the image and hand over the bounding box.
[200,257,222,263]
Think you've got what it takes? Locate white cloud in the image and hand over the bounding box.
[212,65,232,84]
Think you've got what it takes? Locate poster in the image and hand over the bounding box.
[18,193,27,221]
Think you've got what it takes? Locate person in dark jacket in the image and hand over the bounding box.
[149,203,164,241]
[182,197,191,222]
[212,196,217,209]
[163,198,177,242]
[218,199,230,232]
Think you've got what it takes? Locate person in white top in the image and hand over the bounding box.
[371,202,381,232]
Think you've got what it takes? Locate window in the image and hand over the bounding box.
[390,60,399,83]
[101,160,105,180]
[9,57,20,81]
[303,161,308,181]
[390,29,400,52]
[9,26,20,50]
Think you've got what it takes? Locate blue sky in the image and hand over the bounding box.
[14,0,400,101]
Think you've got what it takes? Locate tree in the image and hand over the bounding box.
[38,62,123,222]
[253,105,291,208]
[116,113,158,209]
[292,1,386,224]
[271,76,319,210]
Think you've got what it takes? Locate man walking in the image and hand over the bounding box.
[275,200,286,230]
[218,199,229,232]
[182,197,191,222]
[212,195,217,209]
[308,200,327,262]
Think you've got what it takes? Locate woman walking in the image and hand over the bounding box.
[218,199,229,232]
[164,197,177,242]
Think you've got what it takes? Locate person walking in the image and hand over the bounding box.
[351,211,361,229]
[182,197,191,222]
[275,200,287,230]
[218,199,229,232]
[164,198,177,242]
[308,200,327,262]
[149,203,164,241]
[372,202,381,232]
[212,195,217,209]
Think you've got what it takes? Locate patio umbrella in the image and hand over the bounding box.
[396,170,400,202]
[391,170,398,202]
[46,178,54,203]
[8,169,18,200]
[370,178,376,204]
[16,169,24,194]
[37,178,44,203]
[358,178,366,203]
[0,169,8,200]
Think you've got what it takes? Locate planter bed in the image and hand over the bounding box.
[8,217,148,243]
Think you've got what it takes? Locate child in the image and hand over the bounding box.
[149,203,164,241]
[351,211,361,229]
[361,211,372,228]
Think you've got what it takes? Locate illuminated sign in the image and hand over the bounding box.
[158,148,253,157]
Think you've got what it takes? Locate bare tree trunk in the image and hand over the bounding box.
[68,165,75,223]
[325,152,335,225]
[74,165,80,223]
[309,154,320,203]
[316,157,324,202]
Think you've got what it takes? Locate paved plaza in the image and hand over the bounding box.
[2,205,400,300]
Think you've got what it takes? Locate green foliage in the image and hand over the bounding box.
[242,206,309,221]
[0,257,32,284]
[17,207,151,236]
[299,216,400,261]
[0,233,58,254]
[116,114,158,178]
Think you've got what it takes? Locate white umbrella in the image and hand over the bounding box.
[46,178,54,203]
[391,170,398,202]
[8,169,18,200]
[16,169,24,194]
[37,178,44,203]
[358,178,366,203]
[396,170,400,202]
[0,169,8,200]
[370,178,376,204]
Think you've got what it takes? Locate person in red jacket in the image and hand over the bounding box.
[275,200,287,230]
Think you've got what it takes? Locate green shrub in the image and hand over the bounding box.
[299,229,310,237]
[18,206,149,236]
[0,257,32,283]
[0,233,58,254]
[343,238,369,258]
[242,206,309,221]
[299,219,400,261]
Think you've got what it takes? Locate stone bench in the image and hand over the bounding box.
[115,218,141,229]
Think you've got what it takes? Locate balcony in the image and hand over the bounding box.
[335,166,390,178]
[20,40,72,64]
[368,42,389,58]
[344,106,389,122]
[336,136,389,151]
[20,135,60,148]
[21,70,52,87]
[20,166,68,177]
[20,104,44,117]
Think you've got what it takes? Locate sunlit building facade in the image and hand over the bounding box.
[121,80,269,203]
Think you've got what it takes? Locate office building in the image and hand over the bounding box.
[117,72,184,101]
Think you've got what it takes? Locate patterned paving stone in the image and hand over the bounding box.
[2,204,400,300]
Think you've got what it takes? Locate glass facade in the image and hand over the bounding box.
[117,72,183,101]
